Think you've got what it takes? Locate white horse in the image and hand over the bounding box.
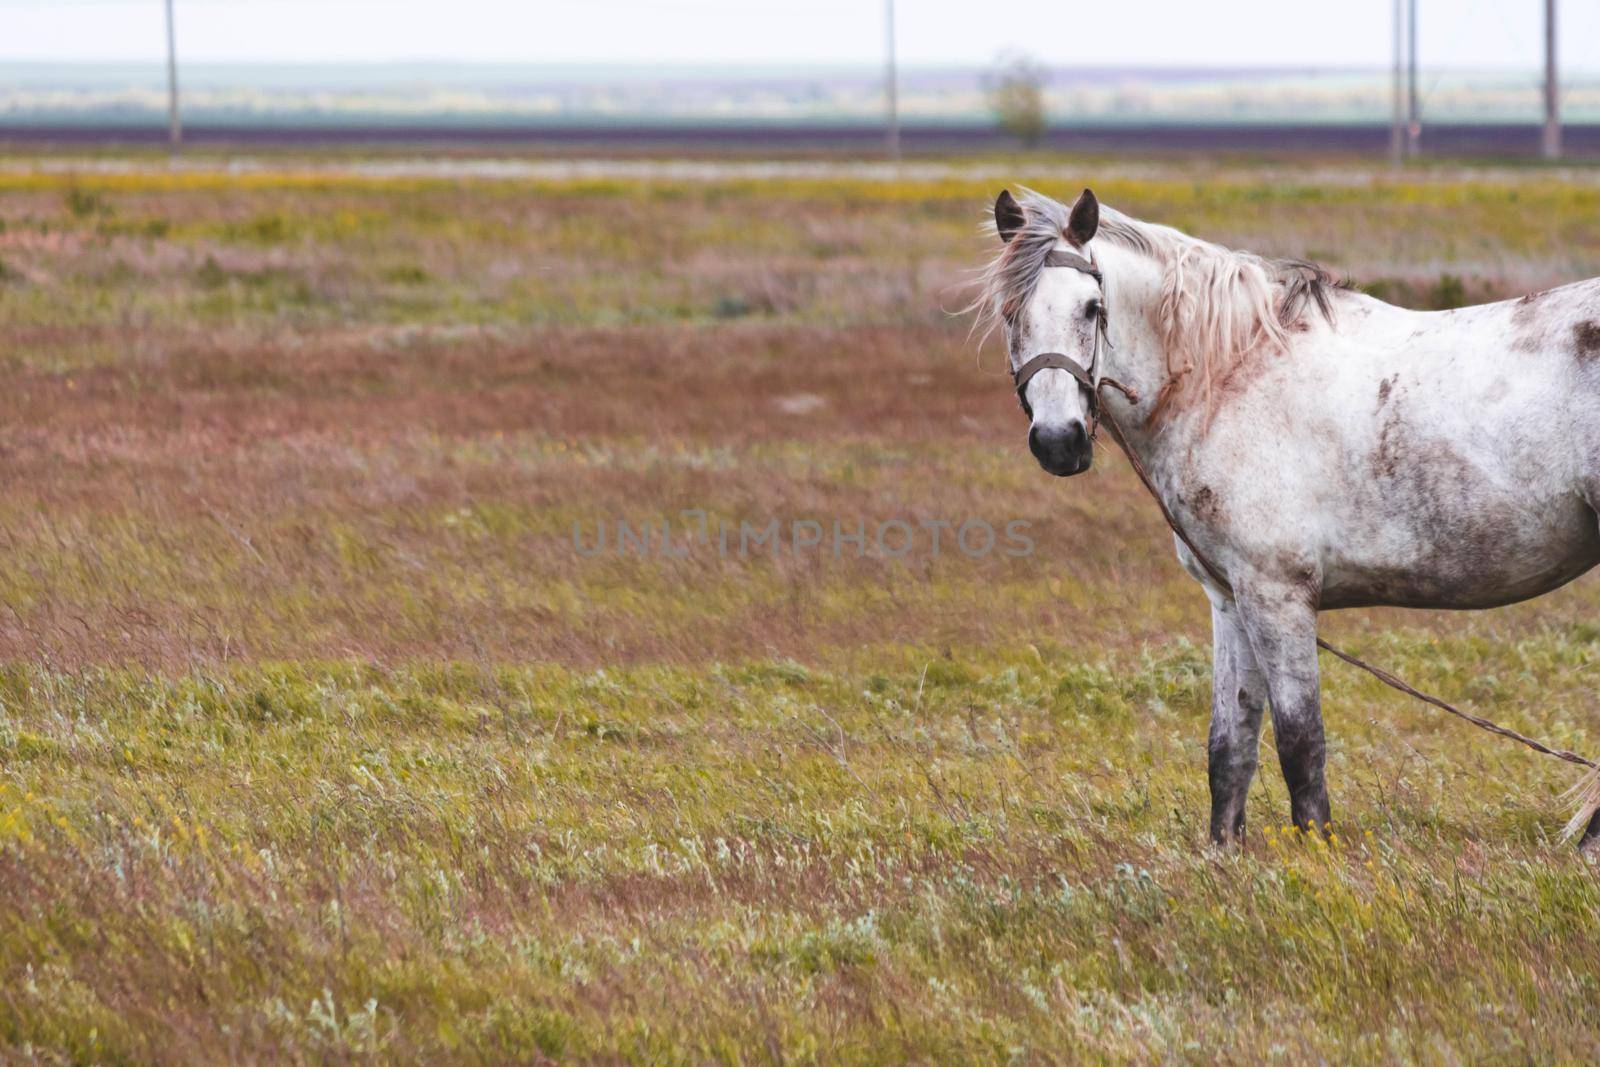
[978,186,1600,850]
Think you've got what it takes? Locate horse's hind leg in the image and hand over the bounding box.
[1208,598,1268,843]
[1581,481,1600,855]
[1580,810,1600,856]
[1234,576,1331,834]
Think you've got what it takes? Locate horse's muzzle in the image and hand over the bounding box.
[1029,423,1092,476]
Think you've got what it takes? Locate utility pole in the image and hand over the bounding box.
[884,0,900,162]
[1405,0,1420,158]
[1542,0,1561,159]
[1390,0,1405,164]
[165,0,182,151]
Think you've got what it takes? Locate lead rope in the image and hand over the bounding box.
[1089,382,1600,840]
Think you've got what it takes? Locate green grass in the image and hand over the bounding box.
[2,640,1598,1062]
[0,155,1599,1063]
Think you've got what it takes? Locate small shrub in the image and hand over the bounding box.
[1428,272,1469,309]
[712,294,754,319]
[64,186,112,219]
[196,256,230,289]
[986,52,1049,148]
[382,263,431,285]
[233,213,291,244]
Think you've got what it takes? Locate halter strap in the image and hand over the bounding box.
[1042,248,1101,280]
[1013,351,1094,397]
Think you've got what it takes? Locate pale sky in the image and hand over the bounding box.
[0,0,1590,70]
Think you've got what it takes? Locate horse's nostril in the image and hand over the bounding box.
[1028,426,1054,462]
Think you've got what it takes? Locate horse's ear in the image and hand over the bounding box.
[1066,188,1099,247]
[994,189,1025,244]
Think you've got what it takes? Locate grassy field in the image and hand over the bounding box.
[2,156,1600,1063]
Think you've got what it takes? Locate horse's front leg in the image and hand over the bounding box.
[1233,576,1331,833]
[1208,597,1268,844]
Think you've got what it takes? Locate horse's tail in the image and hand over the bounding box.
[1559,766,1600,842]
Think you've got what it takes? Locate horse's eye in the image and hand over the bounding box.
[1085,300,1102,321]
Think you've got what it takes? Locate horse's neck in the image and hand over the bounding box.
[1096,247,1181,441]
[1094,246,1224,501]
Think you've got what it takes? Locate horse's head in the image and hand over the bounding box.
[992,187,1104,477]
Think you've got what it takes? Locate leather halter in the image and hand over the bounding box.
[1011,248,1133,432]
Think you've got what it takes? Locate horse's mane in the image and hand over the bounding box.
[974,188,1345,423]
